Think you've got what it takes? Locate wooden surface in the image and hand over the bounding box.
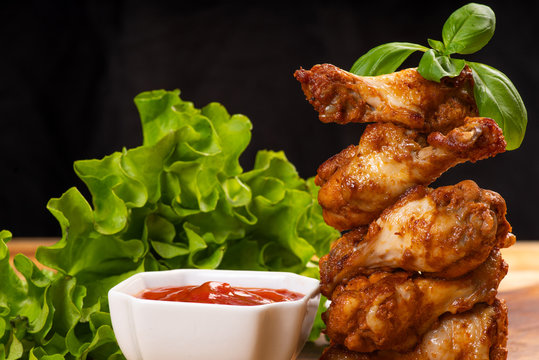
[7,239,539,360]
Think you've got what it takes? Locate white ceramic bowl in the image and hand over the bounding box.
[108,269,321,360]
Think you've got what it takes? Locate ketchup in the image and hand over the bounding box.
[136,281,304,306]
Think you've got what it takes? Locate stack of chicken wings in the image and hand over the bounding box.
[295,63,515,360]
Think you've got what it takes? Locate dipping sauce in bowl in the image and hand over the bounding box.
[137,281,305,306]
[108,269,320,360]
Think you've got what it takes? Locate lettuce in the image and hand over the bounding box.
[1,90,339,359]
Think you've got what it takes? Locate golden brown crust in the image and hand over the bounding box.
[315,118,507,231]
[320,299,508,360]
[316,144,360,186]
[295,64,371,125]
[294,64,477,133]
[320,344,372,360]
[427,117,507,162]
[319,180,514,297]
[322,250,507,353]
[490,299,509,360]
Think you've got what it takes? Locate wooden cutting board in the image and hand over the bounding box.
[299,271,539,360]
[502,283,539,359]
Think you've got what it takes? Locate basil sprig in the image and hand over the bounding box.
[349,3,527,150]
[418,49,466,81]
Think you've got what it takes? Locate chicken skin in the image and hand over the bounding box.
[320,299,508,360]
[319,180,515,297]
[294,64,477,133]
[322,249,507,353]
[316,117,506,231]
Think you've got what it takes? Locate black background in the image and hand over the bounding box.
[1,1,538,239]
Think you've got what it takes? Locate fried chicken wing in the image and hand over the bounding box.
[294,64,477,133]
[319,180,515,296]
[316,117,506,231]
[320,299,508,360]
[322,249,507,353]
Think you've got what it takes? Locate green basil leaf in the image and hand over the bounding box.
[427,38,445,53]
[418,49,466,82]
[442,3,496,55]
[350,42,428,76]
[467,61,527,150]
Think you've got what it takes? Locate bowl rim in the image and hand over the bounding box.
[108,268,321,309]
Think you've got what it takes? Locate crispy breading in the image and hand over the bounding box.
[322,250,507,353]
[319,180,515,297]
[316,118,506,231]
[294,64,477,133]
[320,300,508,360]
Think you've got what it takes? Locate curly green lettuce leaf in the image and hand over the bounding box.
[2,231,120,360]
[2,89,339,358]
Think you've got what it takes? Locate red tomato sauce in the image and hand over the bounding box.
[136,281,304,306]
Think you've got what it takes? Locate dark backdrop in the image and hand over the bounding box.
[1,1,538,239]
